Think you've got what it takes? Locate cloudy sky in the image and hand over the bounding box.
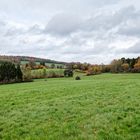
[0,0,140,64]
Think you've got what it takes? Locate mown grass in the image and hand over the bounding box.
[0,74,140,140]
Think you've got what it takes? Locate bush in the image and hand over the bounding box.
[21,66,33,82]
[64,69,73,77]
[75,76,81,80]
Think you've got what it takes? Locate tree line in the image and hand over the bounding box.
[0,55,66,65]
[66,57,140,75]
[0,57,140,84]
[0,62,22,84]
[110,57,140,73]
[0,61,33,84]
[0,62,70,84]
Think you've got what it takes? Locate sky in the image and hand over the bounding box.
[0,0,140,64]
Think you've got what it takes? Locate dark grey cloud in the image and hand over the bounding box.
[45,14,82,36]
[44,6,138,37]
[82,6,136,31]
[118,18,140,37]
[125,42,140,53]
[117,6,140,37]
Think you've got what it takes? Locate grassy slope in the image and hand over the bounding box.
[0,74,140,140]
[20,61,65,67]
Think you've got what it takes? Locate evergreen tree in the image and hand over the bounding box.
[0,62,16,82]
[130,58,136,69]
[16,64,23,81]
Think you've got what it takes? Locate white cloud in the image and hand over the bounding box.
[0,0,140,64]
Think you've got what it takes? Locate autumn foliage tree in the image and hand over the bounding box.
[86,65,102,75]
[133,58,140,72]
[21,65,32,82]
[110,59,122,73]
[121,63,129,72]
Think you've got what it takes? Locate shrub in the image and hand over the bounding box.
[75,76,81,80]
[64,69,73,77]
[21,66,33,82]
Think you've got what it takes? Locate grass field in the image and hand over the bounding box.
[0,74,140,140]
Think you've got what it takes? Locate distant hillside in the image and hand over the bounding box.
[0,55,67,65]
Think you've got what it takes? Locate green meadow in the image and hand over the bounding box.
[0,74,140,140]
